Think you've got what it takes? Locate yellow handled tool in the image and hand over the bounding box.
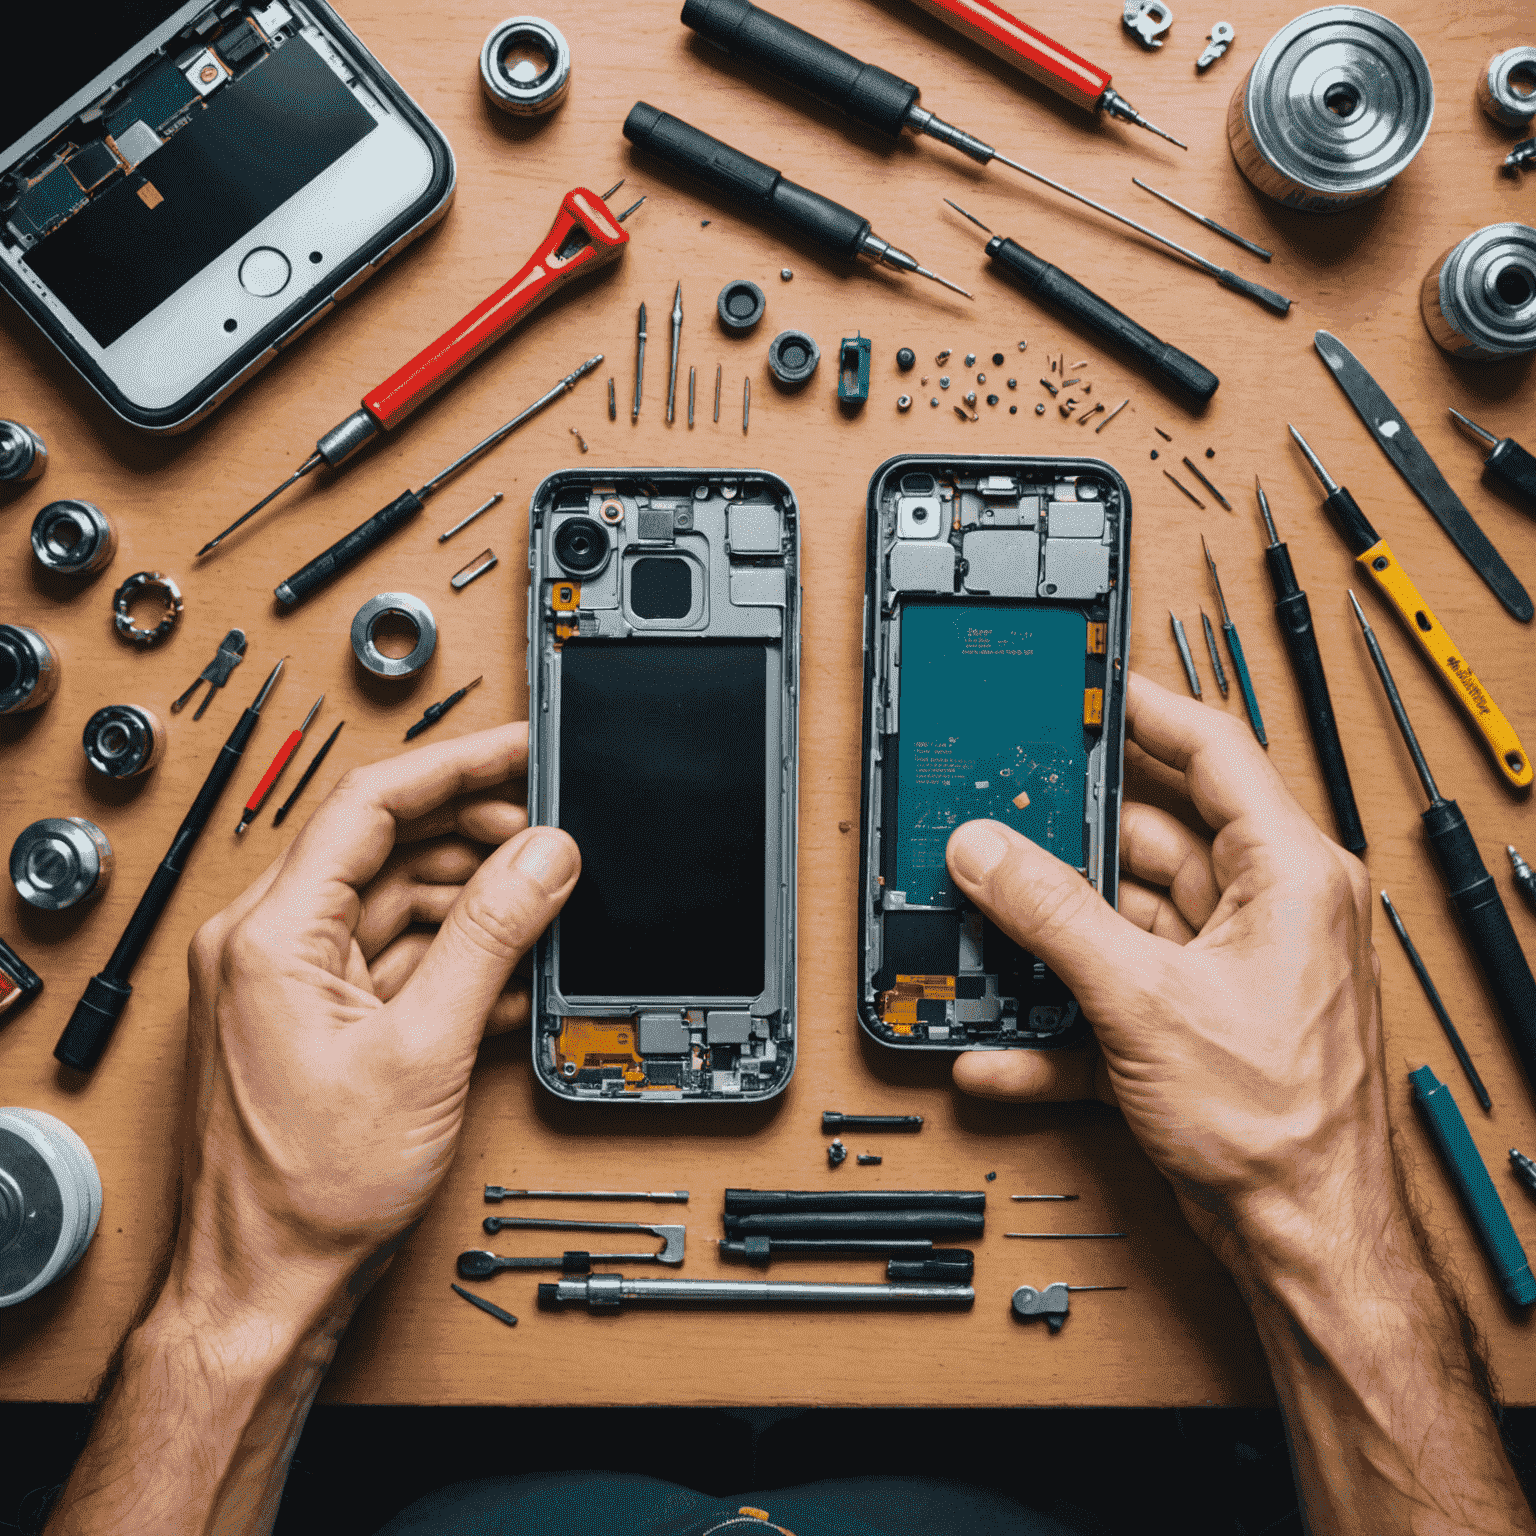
[1290,426,1531,790]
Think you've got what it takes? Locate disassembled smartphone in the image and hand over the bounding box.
[0,1,453,431]
[858,455,1131,1052]
[527,469,800,1103]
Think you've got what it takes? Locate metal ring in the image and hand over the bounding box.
[351,593,438,678]
[112,571,183,647]
[31,500,116,576]
[1479,47,1536,128]
[480,16,571,116]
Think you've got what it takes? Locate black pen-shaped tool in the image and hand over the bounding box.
[1202,537,1265,744]
[56,660,285,1073]
[405,677,483,741]
[451,1283,517,1327]
[1255,477,1364,852]
[1380,892,1491,1111]
[273,720,345,828]
[1348,591,1536,1104]
[1448,408,1536,511]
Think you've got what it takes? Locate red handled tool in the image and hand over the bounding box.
[236,695,324,834]
[198,182,644,556]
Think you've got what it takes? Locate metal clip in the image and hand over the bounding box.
[1197,22,1234,69]
[450,549,498,590]
[1124,0,1173,49]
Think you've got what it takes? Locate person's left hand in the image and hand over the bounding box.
[170,721,578,1324]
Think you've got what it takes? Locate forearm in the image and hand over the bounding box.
[46,1271,355,1536]
[1227,1184,1533,1536]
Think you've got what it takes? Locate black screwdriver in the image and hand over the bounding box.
[942,201,1217,403]
[1448,409,1536,511]
[1347,591,1536,1104]
[1254,477,1365,853]
[55,660,285,1074]
[682,0,1290,316]
[622,103,971,298]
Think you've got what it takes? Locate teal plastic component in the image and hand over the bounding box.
[1410,1064,1536,1307]
[838,334,871,404]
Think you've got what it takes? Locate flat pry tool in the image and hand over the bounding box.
[1448,409,1536,511]
[197,183,642,555]
[1254,477,1365,853]
[1348,591,1536,1106]
[1312,333,1532,623]
[451,1283,517,1326]
[1202,538,1265,744]
[1290,424,1531,791]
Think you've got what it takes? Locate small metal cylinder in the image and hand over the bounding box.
[0,1107,103,1308]
[30,500,116,577]
[0,624,61,716]
[1228,7,1433,211]
[82,704,166,779]
[10,818,113,911]
[480,16,571,116]
[1421,223,1536,360]
[351,593,438,678]
[1477,47,1536,129]
[0,421,46,484]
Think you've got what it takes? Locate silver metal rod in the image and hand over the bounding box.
[1131,178,1273,261]
[439,492,503,542]
[688,365,696,427]
[484,1188,689,1203]
[1171,612,1202,699]
[1288,424,1339,495]
[541,1273,975,1308]
[1200,609,1229,696]
[714,364,722,422]
[1448,407,1498,448]
[632,303,646,421]
[1255,476,1279,545]
[667,281,682,423]
[1346,590,1441,804]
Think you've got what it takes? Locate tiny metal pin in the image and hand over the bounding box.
[1005,1232,1128,1239]
[632,301,647,421]
[570,427,588,453]
[439,492,503,543]
[1170,611,1202,698]
[1182,456,1231,510]
[688,365,696,427]
[1096,398,1130,433]
[1131,178,1274,261]
[1163,469,1205,509]
[1448,407,1498,448]
[666,281,682,424]
[1200,609,1228,696]
[450,549,498,591]
[608,377,616,420]
[743,376,750,433]
[714,363,722,423]
[1009,1194,1080,1201]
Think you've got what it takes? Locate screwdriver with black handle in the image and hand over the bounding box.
[1254,477,1365,853]
[681,0,1290,316]
[1448,409,1536,512]
[622,104,970,298]
[1347,592,1536,1106]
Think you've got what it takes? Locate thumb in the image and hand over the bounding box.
[392,826,579,1043]
[946,819,1169,1029]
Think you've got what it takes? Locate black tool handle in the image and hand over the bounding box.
[1323,486,1378,555]
[1489,438,1536,509]
[1215,267,1292,315]
[681,0,920,137]
[724,1188,985,1213]
[886,1254,975,1281]
[273,491,424,608]
[984,236,1218,403]
[1423,801,1536,1094]
[623,102,870,258]
[724,1210,985,1236]
[1264,547,1366,854]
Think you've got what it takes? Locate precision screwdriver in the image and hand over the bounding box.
[1199,609,1227,697]
[1254,477,1365,853]
[1202,536,1266,745]
[682,0,1290,315]
[1448,409,1536,511]
[1348,591,1536,1104]
[667,282,682,424]
[1510,846,1536,913]
[56,660,285,1074]
[622,103,971,298]
[943,201,1217,403]
[237,695,323,834]
[404,677,483,741]
[197,185,642,556]
[1289,424,1531,791]
[273,356,601,607]
[272,720,345,828]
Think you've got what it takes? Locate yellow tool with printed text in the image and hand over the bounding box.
[1289,426,1530,791]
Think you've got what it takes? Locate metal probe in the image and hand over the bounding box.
[1448,408,1536,510]
[1199,610,1227,696]
[632,302,647,420]
[439,492,503,542]
[237,694,323,833]
[404,677,482,741]
[666,282,682,422]
[1380,891,1490,1111]
[55,661,285,1073]
[1347,590,1536,1106]
[1012,1282,1128,1331]
[273,356,601,607]
[623,104,971,298]
[1510,846,1536,913]
[272,719,344,827]
[1254,476,1365,853]
[1203,536,1266,745]
[538,1272,974,1310]
[680,1,1286,313]
[197,184,638,555]
[1170,612,1201,698]
[1513,1148,1536,1200]
[484,1187,689,1203]
[1131,178,1273,260]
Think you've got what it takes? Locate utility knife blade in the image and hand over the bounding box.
[1312,332,1533,623]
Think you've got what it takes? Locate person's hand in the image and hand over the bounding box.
[945,671,1383,1268]
[171,722,578,1322]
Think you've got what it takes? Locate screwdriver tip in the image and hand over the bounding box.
[1346,588,1368,627]
[942,197,993,235]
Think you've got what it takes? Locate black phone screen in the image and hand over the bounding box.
[555,640,768,1000]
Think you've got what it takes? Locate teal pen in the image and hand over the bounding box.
[1410,1065,1536,1308]
[1202,536,1267,746]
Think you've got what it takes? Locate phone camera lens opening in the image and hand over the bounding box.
[309,250,323,264]
[553,516,610,575]
[223,318,237,333]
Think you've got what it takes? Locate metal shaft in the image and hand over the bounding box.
[1131,178,1272,260]
[1288,425,1340,495]
[484,1188,688,1203]
[541,1273,974,1308]
[1448,407,1499,448]
[1200,609,1228,696]
[198,456,322,555]
[1171,612,1202,698]
[633,302,647,420]
[1346,591,1441,804]
[667,282,682,422]
[857,232,972,298]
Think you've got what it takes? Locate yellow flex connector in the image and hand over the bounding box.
[1359,540,1532,789]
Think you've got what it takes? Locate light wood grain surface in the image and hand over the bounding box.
[2,0,1534,1406]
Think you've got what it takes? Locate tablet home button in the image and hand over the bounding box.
[239,247,291,297]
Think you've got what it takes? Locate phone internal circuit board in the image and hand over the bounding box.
[858,458,1131,1051]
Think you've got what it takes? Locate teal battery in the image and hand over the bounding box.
[894,603,1088,907]
[1409,1064,1536,1307]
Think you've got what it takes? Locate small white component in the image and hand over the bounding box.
[1123,0,1173,48]
[1197,22,1234,69]
[111,120,161,168]
[182,47,229,96]
[252,1,294,34]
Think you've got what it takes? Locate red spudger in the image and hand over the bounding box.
[197,182,643,556]
[237,695,323,834]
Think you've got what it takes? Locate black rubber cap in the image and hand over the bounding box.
[537,1284,561,1306]
[896,347,915,370]
[717,279,765,334]
[767,329,820,387]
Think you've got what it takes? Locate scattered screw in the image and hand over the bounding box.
[1150,449,1159,458]
[1081,382,1092,394]
[838,820,852,832]
[986,1171,998,1181]
[1071,360,1088,369]
[1061,378,1081,388]
[1009,405,1017,414]
[955,404,978,422]
[931,397,940,407]
[987,393,999,405]
[992,352,1005,365]
[781,268,793,280]
[607,377,616,420]
[921,374,930,384]
[936,349,951,363]
[965,390,977,405]
[1205,447,1215,458]
[1059,401,1076,417]
[964,352,976,366]
[1018,340,1027,351]
[701,219,711,226]
[1079,403,1106,425]
[940,376,951,388]
[1007,378,1017,389]
[897,347,916,370]
[1035,403,1045,415]
[1096,398,1130,433]
[1040,378,1059,396]
[570,427,588,453]
[857,1154,883,1166]
[1154,426,1173,441]
[828,1138,848,1167]
[1163,468,1205,508]
[977,372,986,383]
[897,395,912,411]
[1050,357,1057,373]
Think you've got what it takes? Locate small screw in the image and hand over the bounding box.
[1150,448,1159,458]
[955,404,978,422]
[965,390,977,405]
[1079,403,1106,425]
[987,393,999,405]
[780,268,793,280]
[977,372,986,383]
[897,394,912,411]
[1206,447,1216,458]
[857,1154,883,1166]
[936,349,951,363]
[1018,340,1027,351]
[1007,378,1017,388]
[964,352,976,366]
[897,348,915,370]
[1009,405,1017,414]
[1040,378,1058,396]
[570,427,588,453]
[940,376,951,388]
[1035,403,1045,415]
[828,1138,848,1167]
[992,352,1005,365]
[930,397,939,407]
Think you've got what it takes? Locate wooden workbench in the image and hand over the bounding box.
[2,0,1533,1407]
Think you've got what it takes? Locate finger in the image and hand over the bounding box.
[369,934,529,1033]
[947,819,1173,1031]
[485,987,532,1035]
[396,793,528,848]
[1120,802,1219,931]
[268,722,528,908]
[1124,672,1302,837]
[952,1046,1112,1104]
[1117,877,1197,944]
[355,841,486,958]
[390,826,579,1048]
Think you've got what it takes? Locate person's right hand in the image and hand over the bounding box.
[945,671,1386,1270]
